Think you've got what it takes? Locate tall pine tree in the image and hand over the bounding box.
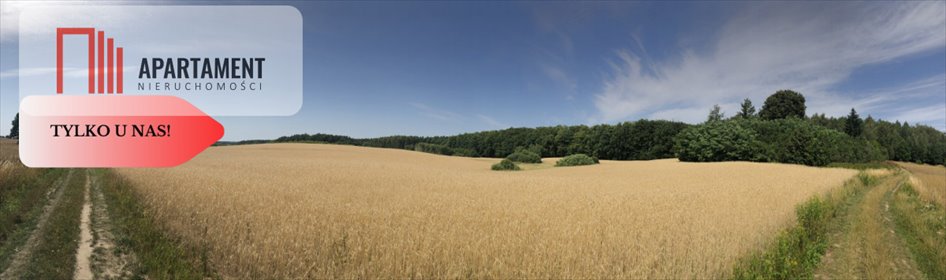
[844,108,862,137]
[737,98,756,118]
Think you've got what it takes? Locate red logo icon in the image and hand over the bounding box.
[56,28,123,94]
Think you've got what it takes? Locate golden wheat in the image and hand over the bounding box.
[897,161,946,206]
[116,143,857,279]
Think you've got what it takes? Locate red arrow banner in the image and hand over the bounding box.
[19,96,224,167]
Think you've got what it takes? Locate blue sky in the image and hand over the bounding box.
[1,1,944,141]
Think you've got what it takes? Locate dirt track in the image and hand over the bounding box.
[815,173,925,279]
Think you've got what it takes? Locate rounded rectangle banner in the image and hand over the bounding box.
[19,6,303,116]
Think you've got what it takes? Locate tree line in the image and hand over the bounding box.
[262,90,944,167]
[275,120,691,160]
[676,90,944,166]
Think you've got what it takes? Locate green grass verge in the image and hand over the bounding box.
[22,169,86,279]
[890,182,946,279]
[730,172,875,279]
[0,168,66,270]
[95,169,215,279]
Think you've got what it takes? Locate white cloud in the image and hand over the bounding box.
[807,74,946,118]
[892,105,946,129]
[594,2,946,125]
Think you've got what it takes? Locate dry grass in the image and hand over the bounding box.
[897,162,946,206]
[815,174,925,280]
[0,139,18,172]
[864,168,894,178]
[116,143,857,279]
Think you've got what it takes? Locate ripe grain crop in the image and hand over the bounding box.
[116,143,857,279]
[897,162,946,206]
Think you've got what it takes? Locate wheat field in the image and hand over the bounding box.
[897,162,946,206]
[116,143,857,279]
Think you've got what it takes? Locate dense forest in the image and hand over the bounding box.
[253,90,946,167]
[273,120,690,160]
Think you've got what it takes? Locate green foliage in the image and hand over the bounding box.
[273,120,691,161]
[450,147,477,157]
[742,118,885,166]
[737,98,756,119]
[677,118,887,166]
[856,172,876,186]
[414,142,455,156]
[555,154,598,167]
[0,168,65,271]
[732,175,870,279]
[506,148,542,163]
[8,113,17,138]
[808,113,945,165]
[844,108,863,137]
[22,170,86,279]
[275,133,358,144]
[707,104,725,122]
[491,159,520,171]
[269,95,946,166]
[97,169,215,278]
[674,121,767,162]
[759,90,806,120]
[890,183,946,279]
[777,120,834,166]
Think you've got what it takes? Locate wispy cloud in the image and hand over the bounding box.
[807,74,946,120]
[594,2,946,126]
[892,105,946,128]
[409,102,461,121]
[541,64,577,95]
[476,114,508,128]
[410,102,510,129]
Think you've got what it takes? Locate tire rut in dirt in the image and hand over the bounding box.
[815,174,925,279]
[87,170,139,279]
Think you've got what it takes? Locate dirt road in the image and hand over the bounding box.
[815,173,926,279]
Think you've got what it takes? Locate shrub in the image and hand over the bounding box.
[491,159,520,171]
[674,120,767,162]
[555,154,598,167]
[506,149,542,163]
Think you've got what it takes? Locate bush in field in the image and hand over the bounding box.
[491,159,520,171]
[674,121,767,162]
[555,154,598,167]
[506,149,542,163]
